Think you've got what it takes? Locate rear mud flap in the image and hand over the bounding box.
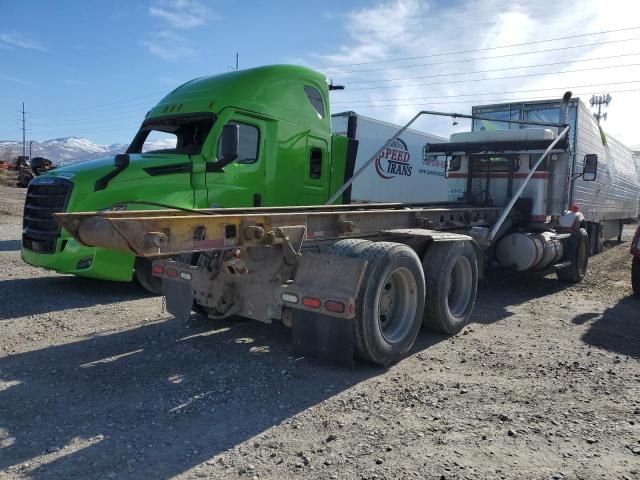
[291,310,353,368]
[163,278,193,321]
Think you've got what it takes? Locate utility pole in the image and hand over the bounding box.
[229,53,239,71]
[20,102,27,157]
[590,94,611,123]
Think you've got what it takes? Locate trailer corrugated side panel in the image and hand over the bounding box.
[573,101,640,222]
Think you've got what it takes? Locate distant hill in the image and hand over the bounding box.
[0,137,175,166]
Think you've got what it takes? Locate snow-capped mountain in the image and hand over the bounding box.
[0,137,177,166]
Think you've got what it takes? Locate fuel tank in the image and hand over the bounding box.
[496,231,564,271]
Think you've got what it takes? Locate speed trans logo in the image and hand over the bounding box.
[375,139,411,179]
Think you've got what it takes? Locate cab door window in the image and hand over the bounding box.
[217,122,260,164]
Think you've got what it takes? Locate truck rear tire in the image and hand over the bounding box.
[327,238,372,257]
[329,240,425,366]
[354,242,425,365]
[557,227,589,284]
[134,257,163,295]
[421,241,478,335]
[632,257,640,296]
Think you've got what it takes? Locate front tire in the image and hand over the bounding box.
[632,257,640,296]
[421,241,478,335]
[557,227,589,284]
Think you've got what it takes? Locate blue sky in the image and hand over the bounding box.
[2,0,640,147]
[0,0,374,144]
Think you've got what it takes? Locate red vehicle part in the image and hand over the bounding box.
[631,225,640,295]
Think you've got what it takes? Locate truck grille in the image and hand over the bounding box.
[22,178,73,253]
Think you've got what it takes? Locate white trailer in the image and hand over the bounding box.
[331,112,448,204]
[471,98,640,250]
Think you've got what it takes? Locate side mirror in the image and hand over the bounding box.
[583,154,597,181]
[219,124,239,166]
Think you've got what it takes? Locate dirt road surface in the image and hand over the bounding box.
[0,186,638,479]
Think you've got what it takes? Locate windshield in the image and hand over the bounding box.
[127,113,215,155]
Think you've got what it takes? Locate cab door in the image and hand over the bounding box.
[205,113,267,208]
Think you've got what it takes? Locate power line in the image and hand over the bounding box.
[324,36,640,75]
[343,52,640,85]
[318,25,640,70]
[329,87,640,109]
[32,90,167,119]
[344,61,640,91]
[34,54,640,127]
[30,110,147,128]
[333,80,640,106]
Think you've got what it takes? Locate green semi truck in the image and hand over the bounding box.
[22,65,359,292]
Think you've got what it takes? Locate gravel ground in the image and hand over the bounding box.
[0,185,639,480]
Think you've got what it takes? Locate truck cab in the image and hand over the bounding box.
[21,65,353,289]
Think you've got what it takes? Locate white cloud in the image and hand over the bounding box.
[0,32,47,52]
[148,0,213,29]
[141,30,195,60]
[319,0,640,145]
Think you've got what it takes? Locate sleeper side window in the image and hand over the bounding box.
[310,147,322,179]
[304,86,325,118]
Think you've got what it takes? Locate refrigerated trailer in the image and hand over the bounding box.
[471,98,640,251]
[54,92,613,367]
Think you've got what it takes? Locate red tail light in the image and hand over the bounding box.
[324,300,345,313]
[165,267,178,279]
[152,264,165,275]
[302,297,321,309]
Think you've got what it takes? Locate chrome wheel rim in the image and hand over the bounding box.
[377,267,418,344]
[448,256,473,317]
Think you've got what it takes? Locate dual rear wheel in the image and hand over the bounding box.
[328,239,478,366]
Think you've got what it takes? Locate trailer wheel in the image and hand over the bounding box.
[421,241,478,335]
[350,242,425,366]
[588,223,603,255]
[327,238,372,257]
[596,224,604,254]
[632,257,640,296]
[135,257,163,295]
[557,227,589,284]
